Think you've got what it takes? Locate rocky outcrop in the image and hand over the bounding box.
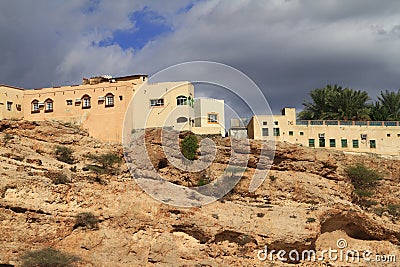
[0,121,399,266]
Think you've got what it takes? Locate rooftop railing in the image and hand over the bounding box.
[295,120,400,127]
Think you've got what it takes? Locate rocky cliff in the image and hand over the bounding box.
[0,120,399,266]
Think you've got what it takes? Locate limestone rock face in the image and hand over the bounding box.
[0,121,399,266]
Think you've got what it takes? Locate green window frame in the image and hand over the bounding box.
[352,139,359,148]
[370,140,376,148]
[309,139,315,147]
[273,128,280,136]
[262,128,269,136]
[329,139,336,147]
[319,138,325,147]
[341,139,348,148]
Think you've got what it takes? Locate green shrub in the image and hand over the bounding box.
[354,188,373,198]
[387,204,400,217]
[20,247,79,267]
[181,134,199,160]
[306,217,316,223]
[198,178,207,186]
[74,212,99,230]
[269,175,277,181]
[346,163,381,190]
[85,152,122,175]
[45,171,70,185]
[373,207,385,216]
[55,146,74,164]
[3,133,13,145]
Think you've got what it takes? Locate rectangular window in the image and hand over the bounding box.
[273,128,280,136]
[288,131,294,136]
[341,139,348,148]
[300,131,304,136]
[83,98,91,108]
[207,113,218,124]
[370,140,376,148]
[6,102,12,111]
[329,139,336,147]
[319,138,325,147]
[16,104,21,111]
[32,102,39,112]
[309,139,315,147]
[263,121,268,126]
[119,95,123,101]
[66,100,73,105]
[106,95,114,107]
[46,101,53,112]
[274,121,278,125]
[352,139,359,148]
[150,99,164,107]
[262,128,269,136]
[387,133,391,137]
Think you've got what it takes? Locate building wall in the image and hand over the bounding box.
[23,76,146,142]
[193,98,225,136]
[248,107,400,156]
[127,81,195,132]
[0,85,24,120]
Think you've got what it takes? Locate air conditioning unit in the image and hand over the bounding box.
[75,98,82,103]
[318,133,325,139]
[98,96,105,101]
[361,133,367,140]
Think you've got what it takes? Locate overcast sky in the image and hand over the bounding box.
[1,0,400,114]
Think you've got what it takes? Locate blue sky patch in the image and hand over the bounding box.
[99,7,173,51]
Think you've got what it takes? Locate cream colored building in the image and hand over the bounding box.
[192,98,225,136]
[247,108,400,156]
[1,75,226,142]
[23,75,147,142]
[126,81,195,132]
[0,84,24,120]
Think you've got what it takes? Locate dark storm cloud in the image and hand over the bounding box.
[1,0,399,115]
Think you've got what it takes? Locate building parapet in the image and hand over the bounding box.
[296,120,400,127]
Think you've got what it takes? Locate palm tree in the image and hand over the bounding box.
[299,84,370,120]
[369,102,389,121]
[377,90,400,120]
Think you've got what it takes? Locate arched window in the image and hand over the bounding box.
[44,98,53,112]
[31,100,39,113]
[176,95,187,106]
[82,95,91,109]
[105,93,114,107]
[177,117,188,123]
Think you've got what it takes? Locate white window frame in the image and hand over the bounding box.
[32,101,39,112]
[150,98,164,107]
[207,113,218,124]
[82,97,91,108]
[106,94,114,107]
[45,101,53,111]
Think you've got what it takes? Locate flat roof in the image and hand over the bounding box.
[0,84,26,90]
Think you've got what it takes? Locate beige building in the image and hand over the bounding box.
[23,75,147,142]
[126,81,195,132]
[0,84,24,120]
[1,75,225,142]
[247,108,400,156]
[193,98,225,136]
